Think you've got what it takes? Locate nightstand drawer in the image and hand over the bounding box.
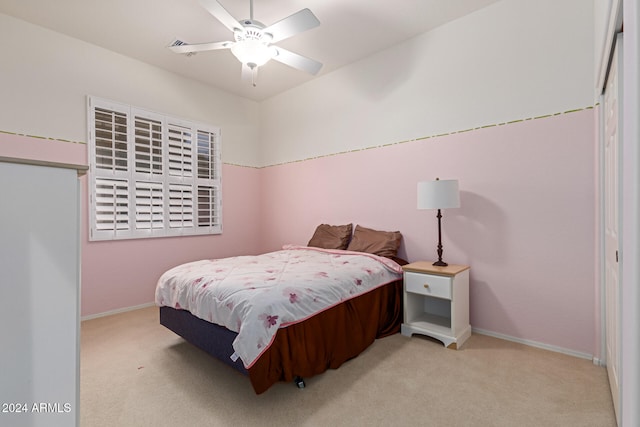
[404,271,452,299]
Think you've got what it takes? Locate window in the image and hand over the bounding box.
[88,96,221,241]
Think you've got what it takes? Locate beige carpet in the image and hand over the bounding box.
[80,306,616,427]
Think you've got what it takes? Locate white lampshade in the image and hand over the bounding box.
[417,179,460,210]
[231,40,276,67]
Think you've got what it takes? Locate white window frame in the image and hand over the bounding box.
[88,96,222,241]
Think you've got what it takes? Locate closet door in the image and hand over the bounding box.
[603,34,622,425]
[0,161,80,427]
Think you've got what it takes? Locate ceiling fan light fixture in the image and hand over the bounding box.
[230,40,275,68]
[170,0,322,81]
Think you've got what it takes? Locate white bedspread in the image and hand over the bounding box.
[155,245,402,368]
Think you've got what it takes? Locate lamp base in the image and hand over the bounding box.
[432,260,448,267]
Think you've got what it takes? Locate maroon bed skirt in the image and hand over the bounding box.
[161,279,403,394]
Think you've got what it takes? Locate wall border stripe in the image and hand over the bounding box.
[2,104,596,170]
[261,105,596,168]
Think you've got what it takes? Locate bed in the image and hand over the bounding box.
[156,224,405,394]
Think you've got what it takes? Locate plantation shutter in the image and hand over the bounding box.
[169,184,194,229]
[135,181,164,230]
[134,115,163,175]
[95,178,129,233]
[94,107,128,173]
[195,130,221,231]
[88,96,222,241]
[197,130,218,180]
[167,124,193,178]
[197,186,219,228]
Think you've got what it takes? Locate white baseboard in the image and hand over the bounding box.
[81,302,156,322]
[472,327,594,361]
[81,309,601,365]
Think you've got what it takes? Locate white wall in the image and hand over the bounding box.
[260,0,594,167]
[0,13,261,167]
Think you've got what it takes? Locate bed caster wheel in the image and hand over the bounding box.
[294,376,305,389]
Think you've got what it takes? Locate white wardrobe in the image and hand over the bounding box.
[0,159,83,427]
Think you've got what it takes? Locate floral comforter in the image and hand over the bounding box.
[155,245,403,368]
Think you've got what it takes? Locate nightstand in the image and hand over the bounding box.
[401,261,471,349]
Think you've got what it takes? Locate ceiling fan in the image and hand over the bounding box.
[169,0,322,86]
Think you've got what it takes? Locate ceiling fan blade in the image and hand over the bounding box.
[168,40,233,54]
[272,47,322,75]
[199,0,241,32]
[263,8,320,43]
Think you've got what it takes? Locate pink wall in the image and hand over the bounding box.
[260,109,597,355]
[1,110,598,355]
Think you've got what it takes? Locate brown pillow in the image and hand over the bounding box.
[346,225,402,258]
[308,224,353,250]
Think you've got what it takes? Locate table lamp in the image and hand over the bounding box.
[417,178,460,266]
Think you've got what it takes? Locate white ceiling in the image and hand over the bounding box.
[0,0,501,101]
